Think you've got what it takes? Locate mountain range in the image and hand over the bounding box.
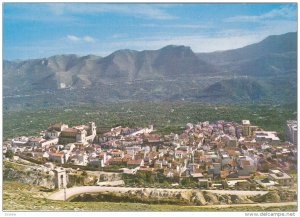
[3,32,297,110]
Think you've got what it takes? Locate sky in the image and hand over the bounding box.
[3,3,298,60]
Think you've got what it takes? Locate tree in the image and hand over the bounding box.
[5,150,14,159]
[181,177,191,186]
[82,171,88,177]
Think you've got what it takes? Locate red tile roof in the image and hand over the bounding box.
[109,158,127,163]
[127,159,142,165]
[194,169,205,173]
[220,170,229,178]
[241,160,251,167]
[229,160,238,167]
[111,150,122,153]
[29,137,44,142]
[62,128,78,133]
[49,152,64,157]
[238,175,251,179]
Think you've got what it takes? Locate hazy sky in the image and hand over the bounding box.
[4,3,297,60]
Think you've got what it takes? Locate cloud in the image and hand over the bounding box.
[4,4,76,23]
[83,36,95,42]
[105,18,296,53]
[141,23,211,29]
[107,34,265,53]
[56,4,177,20]
[5,3,177,25]
[224,5,296,22]
[6,26,296,60]
[67,35,95,43]
[67,35,81,41]
[5,4,297,60]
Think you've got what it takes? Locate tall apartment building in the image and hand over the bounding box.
[285,120,297,145]
[242,120,251,137]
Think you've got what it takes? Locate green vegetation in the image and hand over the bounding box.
[4,161,27,171]
[3,181,297,211]
[70,192,187,205]
[180,177,199,188]
[123,171,177,187]
[3,102,297,140]
[5,150,14,159]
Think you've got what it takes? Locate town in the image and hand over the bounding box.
[3,119,297,192]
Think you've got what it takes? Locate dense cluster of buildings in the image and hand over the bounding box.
[3,119,297,190]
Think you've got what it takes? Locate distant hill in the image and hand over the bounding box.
[199,78,266,101]
[3,32,297,110]
[197,32,297,64]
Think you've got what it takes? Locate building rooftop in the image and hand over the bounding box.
[29,137,45,142]
[62,128,78,133]
[255,131,280,141]
[269,172,291,180]
[242,120,250,125]
[49,152,64,157]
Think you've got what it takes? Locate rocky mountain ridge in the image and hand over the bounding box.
[3,32,297,109]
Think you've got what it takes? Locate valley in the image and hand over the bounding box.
[3,102,297,141]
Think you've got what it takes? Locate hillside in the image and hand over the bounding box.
[3,32,297,109]
[3,181,297,211]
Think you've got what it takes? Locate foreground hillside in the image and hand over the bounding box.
[3,181,297,211]
[3,32,297,106]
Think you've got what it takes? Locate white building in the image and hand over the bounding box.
[268,169,294,186]
[45,123,68,139]
[49,152,65,164]
[59,122,97,145]
[285,120,297,145]
[12,136,29,146]
[242,120,251,137]
[130,125,154,136]
[255,131,280,145]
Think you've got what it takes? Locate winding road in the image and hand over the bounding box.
[47,186,269,201]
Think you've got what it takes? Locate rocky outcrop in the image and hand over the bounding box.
[99,172,122,182]
[190,192,207,205]
[251,191,285,203]
[70,188,297,205]
[279,190,297,202]
[203,191,220,205]
[4,167,55,189]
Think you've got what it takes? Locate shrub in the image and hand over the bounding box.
[5,150,14,159]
